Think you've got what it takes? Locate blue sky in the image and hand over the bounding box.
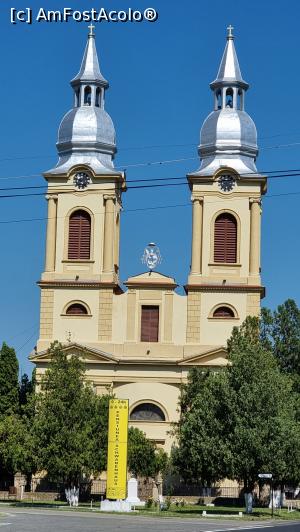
[1,0,300,375]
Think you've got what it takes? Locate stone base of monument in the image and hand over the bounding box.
[100,499,132,512]
[125,477,145,507]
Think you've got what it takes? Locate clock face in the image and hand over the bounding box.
[73,172,91,190]
[218,174,236,192]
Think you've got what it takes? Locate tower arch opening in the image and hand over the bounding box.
[84,86,92,106]
[95,87,101,107]
[225,88,233,108]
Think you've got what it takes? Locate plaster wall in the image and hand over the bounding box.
[200,291,247,345]
[52,289,99,343]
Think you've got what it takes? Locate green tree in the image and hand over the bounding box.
[19,370,35,409]
[33,342,109,488]
[261,299,300,375]
[0,343,19,418]
[128,427,168,478]
[173,317,300,507]
[0,414,35,477]
[227,317,299,493]
[172,368,233,485]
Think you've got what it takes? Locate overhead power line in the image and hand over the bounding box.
[1,166,300,194]
[2,137,300,180]
[0,190,300,226]
[1,131,300,165]
[1,169,300,199]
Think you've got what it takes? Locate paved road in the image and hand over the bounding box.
[0,508,299,532]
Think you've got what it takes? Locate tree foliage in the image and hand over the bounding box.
[0,414,35,476]
[32,342,110,486]
[172,368,233,484]
[128,427,168,478]
[261,299,300,376]
[173,316,300,491]
[19,371,35,409]
[0,343,19,419]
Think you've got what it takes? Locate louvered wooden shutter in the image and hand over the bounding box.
[141,306,159,342]
[66,303,87,315]
[68,210,91,260]
[213,306,234,318]
[214,213,237,263]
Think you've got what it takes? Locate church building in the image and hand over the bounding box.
[30,26,267,452]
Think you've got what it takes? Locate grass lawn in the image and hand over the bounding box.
[138,504,300,520]
[0,500,299,520]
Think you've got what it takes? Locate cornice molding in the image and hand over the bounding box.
[37,280,122,292]
[185,283,265,297]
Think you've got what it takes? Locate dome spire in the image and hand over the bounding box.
[46,28,120,176]
[210,25,248,91]
[71,25,108,88]
[189,28,259,177]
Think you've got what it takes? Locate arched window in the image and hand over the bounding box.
[214,212,237,263]
[66,303,88,315]
[95,87,101,107]
[130,403,166,422]
[213,306,235,318]
[68,210,91,260]
[84,86,91,106]
[216,89,222,110]
[226,88,233,108]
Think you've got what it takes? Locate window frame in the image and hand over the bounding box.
[210,209,241,265]
[62,300,92,317]
[140,304,160,343]
[208,303,238,320]
[64,206,94,262]
[129,400,167,423]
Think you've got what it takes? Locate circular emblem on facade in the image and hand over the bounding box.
[73,172,91,189]
[218,174,236,192]
[141,243,162,271]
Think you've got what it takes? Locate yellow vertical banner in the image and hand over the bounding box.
[106,399,129,500]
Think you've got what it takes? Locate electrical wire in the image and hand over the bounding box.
[1,170,300,200]
[15,329,39,353]
[2,136,300,181]
[5,323,39,343]
[1,167,300,195]
[0,133,300,165]
[0,189,299,226]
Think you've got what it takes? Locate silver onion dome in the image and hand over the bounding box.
[194,26,258,176]
[46,26,118,175]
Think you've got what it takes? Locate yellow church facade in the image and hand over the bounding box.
[30,26,266,452]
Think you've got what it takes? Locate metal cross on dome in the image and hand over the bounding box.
[88,24,95,36]
[227,24,234,38]
[141,243,162,271]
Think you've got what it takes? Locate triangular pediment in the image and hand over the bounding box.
[125,271,177,289]
[178,346,228,366]
[29,342,119,364]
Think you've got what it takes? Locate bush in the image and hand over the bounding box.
[145,497,153,509]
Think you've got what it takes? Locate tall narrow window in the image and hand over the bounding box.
[68,210,91,260]
[84,86,91,106]
[226,88,233,108]
[214,213,237,263]
[141,306,159,342]
[95,87,101,107]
